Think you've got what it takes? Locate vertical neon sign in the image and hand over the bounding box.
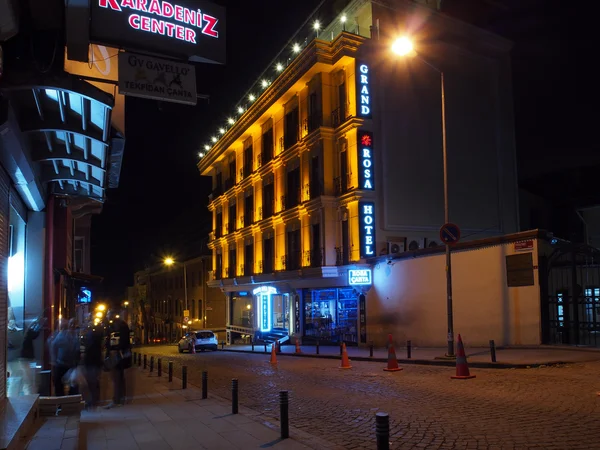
[357,130,374,190]
[356,62,372,118]
[359,202,376,258]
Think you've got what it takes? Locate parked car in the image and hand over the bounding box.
[178,330,218,353]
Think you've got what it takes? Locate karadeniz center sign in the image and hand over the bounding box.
[91,0,226,64]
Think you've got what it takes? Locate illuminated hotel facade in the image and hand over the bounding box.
[198,0,519,346]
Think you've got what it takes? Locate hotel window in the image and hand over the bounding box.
[285,163,301,210]
[243,141,253,177]
[332,71,347,128]
[263,236,274,274]
[228,202,236,233]
[286,229,301,271]
[74,237,84,273]
[228,248,236,278]
[262,125,274,164]
[336,140,349,196]
[244,190,254,226]
[584,288,600,323]
[215,211,223,238]
[225,155,236,190]
[284,101,299,149]
[215,252,223,280]
[309,153,323,199]
[309,223,322,267]
[306,91,322,133]
[215,171,223,196]
[244,241,254,276]
[262,180,274,219]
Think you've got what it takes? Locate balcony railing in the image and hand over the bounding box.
[305,249,324,268]
[244,210,254,226]
[308,181,324,200]
[262,258,274,274]
[215,226,222,239]
[331,106,348,128]
[335,247,349,266]
[227,221,235,234]
[227,266,236,278]
[282,252,302,271]
[243,262,254,276]
[283,130,299,150]
[224,178,234,191]
[334,174,351,197]
[212,185,223,199]
[261,200,274,219]
[303,113,322,134]
[243,163,252,178]
[214,268,222,280]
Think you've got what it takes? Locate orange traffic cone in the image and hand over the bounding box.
[295,340,302,354]
[383,334,402,372]
[269,343,278,365]
[451,334,476,379]
[339,343,352,369]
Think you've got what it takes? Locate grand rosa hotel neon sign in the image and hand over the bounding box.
[98,0,219,44]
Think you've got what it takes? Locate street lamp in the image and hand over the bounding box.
[164,257,189,336]
[392,36,455,358]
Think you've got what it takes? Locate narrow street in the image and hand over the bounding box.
[138,345,600,449]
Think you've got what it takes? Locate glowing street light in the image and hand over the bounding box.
[97,304,106,312]
[391,35,454,357]
[391,36,414,57]
[164,257,174,266]
[124,301,129,306]
[95,311,103,318]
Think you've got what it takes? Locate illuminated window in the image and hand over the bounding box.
[45,89,59,101]
[90,101,105,129]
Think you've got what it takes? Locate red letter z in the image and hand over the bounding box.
[202,14,219,38]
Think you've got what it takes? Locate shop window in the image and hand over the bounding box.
[304,288,358,344]
[232,294,253,328]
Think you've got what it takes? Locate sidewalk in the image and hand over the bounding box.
[218,343,600,368]
[74,367,334,450]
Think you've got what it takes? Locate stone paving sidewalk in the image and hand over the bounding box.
[24,366,339,450]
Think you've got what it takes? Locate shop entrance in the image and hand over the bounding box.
[272,294,290,331]
[304,288,358,345]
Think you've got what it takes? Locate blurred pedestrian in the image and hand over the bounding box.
[82,315,103,409]
[104,309,132,408]
[50,318,80,396]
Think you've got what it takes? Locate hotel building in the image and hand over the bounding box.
[197,0,519,346]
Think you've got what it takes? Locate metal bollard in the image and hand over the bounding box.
[133,352,137,364]
[252,341,255,352]
[182,366,187,389]
[157,358,162,377]
[150,356,154,373]
[168,361,173,382]
[316,341,320,355]
[369,341,374,358]
[280,391,289,439]
[232,379,239,414]
[143,354,147,369]
[137,353,141,366]
[264,343,267,354]
[489,339,497,363]
[407,340,412,359]
[202,371,208,399]
[221,341,225,350]
[376,412,390,450]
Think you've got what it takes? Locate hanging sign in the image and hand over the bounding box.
[91,0,226,64]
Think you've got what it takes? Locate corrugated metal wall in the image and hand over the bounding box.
[0,168,10,399]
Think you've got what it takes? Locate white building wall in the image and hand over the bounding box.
[367,239,542,347]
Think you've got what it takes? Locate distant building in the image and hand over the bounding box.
[197,0,518,346]
[130,255,226,344]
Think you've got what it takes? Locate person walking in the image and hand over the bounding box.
[50,318,80,396]
[82,315,103,409]
[104,309,132,408]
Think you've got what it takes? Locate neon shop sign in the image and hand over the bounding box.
[359,202,376,258]
[357,63,372,118]
[349,269,372,286]
[358,130,374,190]
[98,0,219,44]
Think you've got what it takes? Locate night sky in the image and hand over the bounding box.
[90,0,594,300]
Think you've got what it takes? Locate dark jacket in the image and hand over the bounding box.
[84,328,104,367]
[106,319,131,352]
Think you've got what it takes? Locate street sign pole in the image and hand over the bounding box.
[440,72,455,359]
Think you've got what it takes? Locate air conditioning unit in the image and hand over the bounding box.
[0,0,19,42]
[406,237,426,251]
[425,238,442,248]
[385,238,406,256]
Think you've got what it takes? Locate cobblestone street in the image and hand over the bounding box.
[137,346,600,449]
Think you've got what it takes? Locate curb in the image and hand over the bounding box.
[216,348,571,369]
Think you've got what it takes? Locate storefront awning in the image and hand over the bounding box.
[0,72,124,207]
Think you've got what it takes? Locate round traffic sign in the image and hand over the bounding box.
[440,223,461,245]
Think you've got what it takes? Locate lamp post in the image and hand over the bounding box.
[164,257,188,337]
[392,37,455,357]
